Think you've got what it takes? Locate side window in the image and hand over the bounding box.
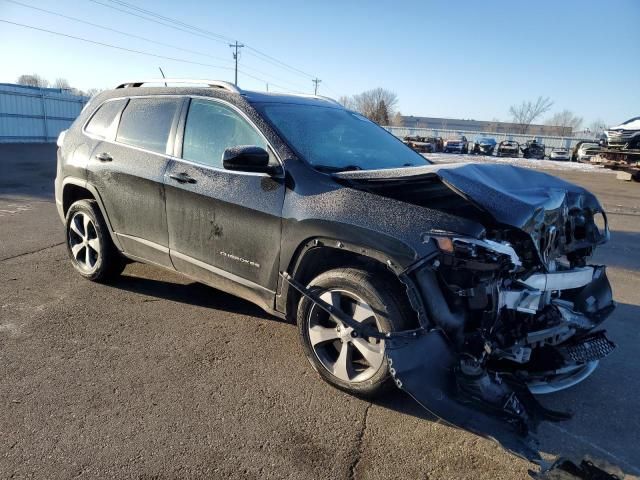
[182,99,267,168]
[116,97,180,154]
[85,99,126,139]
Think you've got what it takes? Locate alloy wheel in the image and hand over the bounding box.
[68,212,100,272]
[307,289,385,383]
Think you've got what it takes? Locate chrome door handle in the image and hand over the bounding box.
[96,152,112,162]
[169,173,197,184]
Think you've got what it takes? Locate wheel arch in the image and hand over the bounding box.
[277,237,424,328]
[61,178,123,251]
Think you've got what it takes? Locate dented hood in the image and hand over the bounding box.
[333,163,606,236]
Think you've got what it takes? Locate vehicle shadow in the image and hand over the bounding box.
[111,272,280,322]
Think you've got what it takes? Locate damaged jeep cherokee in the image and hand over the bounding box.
[55,79,615,453]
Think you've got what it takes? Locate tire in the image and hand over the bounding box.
[297,267,412,397]
[65,199,126,282]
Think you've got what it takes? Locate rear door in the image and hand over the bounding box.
[85,96,184,267]
[164,97,285,310]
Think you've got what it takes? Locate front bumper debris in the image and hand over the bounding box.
[280,266,616,462]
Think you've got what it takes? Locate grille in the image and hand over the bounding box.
[560,331,616,363]
[607,130,636,139]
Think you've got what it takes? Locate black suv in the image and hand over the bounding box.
[55,80,615,439]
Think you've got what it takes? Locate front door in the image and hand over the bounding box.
[164,98,285,310]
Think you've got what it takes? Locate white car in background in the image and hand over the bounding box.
[549,148,570,161]
[576,142,601,162]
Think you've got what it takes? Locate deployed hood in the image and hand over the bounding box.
[334,163,608,265]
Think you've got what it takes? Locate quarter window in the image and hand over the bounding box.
[116,97,180,154]
[182,99,267,168]
[85,99,127,139]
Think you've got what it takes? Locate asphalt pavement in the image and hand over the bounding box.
[1,144,639,479]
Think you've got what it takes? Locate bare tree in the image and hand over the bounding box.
[588,119,608,138]
[53,78,71,90]
[84,88,103,98]
[16,74,49,88]
[390,111,404,127]
[338,95,355,110]
[351,88,398,124]
[509,96,553,134]
[545,110,583,132]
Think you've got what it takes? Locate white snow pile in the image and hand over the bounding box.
[424,153,613,174]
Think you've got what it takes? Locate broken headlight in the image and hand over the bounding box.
[431,235,521,271]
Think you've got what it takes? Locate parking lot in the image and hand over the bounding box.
[1,144,639,479]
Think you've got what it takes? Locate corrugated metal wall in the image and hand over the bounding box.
[0,83,88,143]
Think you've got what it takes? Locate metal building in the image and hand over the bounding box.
[0,83,88,143]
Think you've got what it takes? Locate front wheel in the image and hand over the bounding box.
[297,268,412,397]
[65,199,126,282]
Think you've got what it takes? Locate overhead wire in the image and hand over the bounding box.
[5,0,310,92]
[94,0,318,81]
[0,19,237,74]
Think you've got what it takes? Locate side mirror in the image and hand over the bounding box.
[222,145,273,173]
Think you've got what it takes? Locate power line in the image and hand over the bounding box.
[105,0,233,43]
[5,0,311,92]
[4,0,234,65]
[92,0,318,81]
[0,18,237,73]
[244,47,315,80]
[88,0,229,46]
[0,18,304,94]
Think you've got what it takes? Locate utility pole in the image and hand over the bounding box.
[229,41,245,86]
[312,78,321,95]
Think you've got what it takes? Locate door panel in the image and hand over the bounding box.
[164,98,284,309]
[86,96,183,267]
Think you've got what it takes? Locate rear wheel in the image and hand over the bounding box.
[65,199,126,282]
[297,267,412,397]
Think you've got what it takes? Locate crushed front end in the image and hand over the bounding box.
[332,163,618,456]
[418,225,615,393]
[393,182,616,451]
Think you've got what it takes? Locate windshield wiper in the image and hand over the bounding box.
[314,165,363,173]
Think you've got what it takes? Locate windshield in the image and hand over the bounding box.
[255,103,430,171]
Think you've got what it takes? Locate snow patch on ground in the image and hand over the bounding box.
[424,153,614,174]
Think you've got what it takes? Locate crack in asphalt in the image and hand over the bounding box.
[0,242,64,263]
[348,402,372,480]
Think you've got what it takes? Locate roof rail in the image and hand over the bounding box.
[115,79,241,94]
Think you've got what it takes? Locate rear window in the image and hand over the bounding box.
[85,99,127,139]
[116,97,180,154]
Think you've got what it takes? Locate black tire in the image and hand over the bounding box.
[296,267,413,398]
[65,199,126,282]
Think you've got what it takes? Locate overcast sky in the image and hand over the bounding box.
[1,0,638,126]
